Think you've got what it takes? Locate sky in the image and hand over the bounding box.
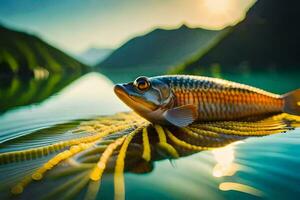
[0,0,255,53]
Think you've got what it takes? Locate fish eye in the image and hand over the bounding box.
[133,76,150,91]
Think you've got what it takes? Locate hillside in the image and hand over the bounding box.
[176,0,300,74]
[96,25,226,73]
[75,47,113,66]
[0,24,87,77]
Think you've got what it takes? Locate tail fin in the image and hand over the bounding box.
[283,89,300,115]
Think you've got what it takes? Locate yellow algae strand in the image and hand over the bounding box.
[154,125,179,158]
[142,127,151,162]
[10,116,145,195]
[31,143,93,180]
[0,141,68,164]
[194,124,282,136]
[114,126,145,200]
[213,123,286,131]
[154,124,167,143]
[165,129,213,151]
[90,136,126,181]
[1,123,136,165]
[205,120,284,127]
[11,176,32,194]
[188,127,221,138]
[11,142,94,195]
[182,127,209,139]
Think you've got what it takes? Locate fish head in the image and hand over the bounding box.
[114,76,174,120]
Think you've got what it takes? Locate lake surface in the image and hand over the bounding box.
[0,71,300,200]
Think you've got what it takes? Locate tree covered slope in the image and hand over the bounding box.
[0,24,87,77]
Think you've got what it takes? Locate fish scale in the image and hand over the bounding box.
[160,75,283,121]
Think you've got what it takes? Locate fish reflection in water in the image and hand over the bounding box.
[0,112,300,200]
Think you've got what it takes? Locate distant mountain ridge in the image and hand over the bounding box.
[96,25,225,73]
[176,0,300,74]
[75,47,113,66]
[0,24,87,77]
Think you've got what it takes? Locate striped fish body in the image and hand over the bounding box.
[115,75,300,127]
[159,75,283,121]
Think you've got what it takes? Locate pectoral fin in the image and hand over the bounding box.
[163,104,198,127]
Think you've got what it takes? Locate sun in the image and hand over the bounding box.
[203,0,234,14]
[194,0,256,29]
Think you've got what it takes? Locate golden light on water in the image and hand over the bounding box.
[212,141,242,177]
[219,182,264,197]
[213,142,264,197]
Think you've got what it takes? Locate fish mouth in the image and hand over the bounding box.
[114,84,137,104]
[114,84,157,111]
[114,84,128,99]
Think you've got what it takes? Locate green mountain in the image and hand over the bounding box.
[96,25,226,73]
[0,24,87,77]
[175,0,300,74]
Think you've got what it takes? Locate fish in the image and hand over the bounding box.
[114,75,300,127]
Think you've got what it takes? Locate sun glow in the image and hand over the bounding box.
[203,0,233,14]
[196,0,256,29]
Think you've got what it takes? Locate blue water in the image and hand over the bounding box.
[0,73,128,143]
[0,71,300,200]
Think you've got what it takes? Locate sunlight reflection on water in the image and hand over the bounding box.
[212,141,241,177]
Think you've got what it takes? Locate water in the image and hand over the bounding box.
[0,73,128,143]
[0,71,300,200]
